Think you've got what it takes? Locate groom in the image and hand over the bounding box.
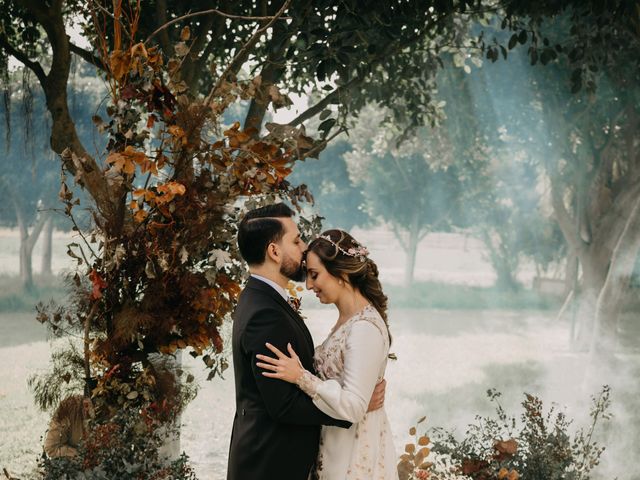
[227,203,385,480]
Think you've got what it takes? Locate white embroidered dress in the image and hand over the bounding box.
[296,305,398,480]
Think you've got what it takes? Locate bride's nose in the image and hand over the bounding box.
[305,276,313,290]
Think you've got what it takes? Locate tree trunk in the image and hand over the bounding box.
[403,211,421,286]
[564,252,579,297]
[480,229,520,291]
[571,285,600,351]
[549,171,640,350]
[243,24,290,135]
[15,205,49,293]
[18,215,34,293]
[12,1,121,221]
[590,195,640,355]
[41,215,53,276]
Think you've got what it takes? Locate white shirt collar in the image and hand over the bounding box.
[250,273,289,301]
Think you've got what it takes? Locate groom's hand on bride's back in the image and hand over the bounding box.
[366,379,386,412]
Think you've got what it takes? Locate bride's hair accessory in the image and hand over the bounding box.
[318,234,369,262]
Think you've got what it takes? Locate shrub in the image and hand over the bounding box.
[399,386,611,480]
[38,406,198,480]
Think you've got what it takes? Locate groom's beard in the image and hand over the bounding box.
[281,254,305,282]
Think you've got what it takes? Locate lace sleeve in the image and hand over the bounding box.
[296,369,323,398]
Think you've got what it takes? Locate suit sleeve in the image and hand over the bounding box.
[242,307,351,429]
[296,320,386,423]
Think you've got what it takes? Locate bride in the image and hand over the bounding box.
[256,229,398,480]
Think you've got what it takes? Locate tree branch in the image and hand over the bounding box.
[288,78,360,127]
[288,12,444,129]
[0,33,47,85]
[84,301,100,385]
[144,8,291,45]
[592,193,640,353]
[15,1,119,221]
[205,0,292,106]
[69,42,108,71]
[298,127,346,161]
[390,223,408,252]
[154,0,171,54]
[180,14,216,90]
[591,177,640,251]
[192,33,217,77]
[243,35,291,133]
[549,175,582,253]
[25,210,50,253]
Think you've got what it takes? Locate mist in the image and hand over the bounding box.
[1,7,639,480]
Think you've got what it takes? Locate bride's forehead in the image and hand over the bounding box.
[305,251,322,266]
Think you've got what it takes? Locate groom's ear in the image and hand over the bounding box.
[266,242,281,264]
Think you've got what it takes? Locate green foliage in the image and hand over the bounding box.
[28,342,85,412]
[77,0,488,129]
[0,0,554,137]
[288,139,371,231]
[501,1,640,94]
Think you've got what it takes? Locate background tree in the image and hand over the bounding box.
[341,54,566,290]
[495,0,640,355]
[0,64,99,290]
[533,52,640,353]
[1,87,63,290]
[287,138,370,231]
[0,0,519,410]
[345,103,466,286]
[461,6,640,353]
[437,53,566,292]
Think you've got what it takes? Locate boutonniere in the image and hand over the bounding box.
[287,296,302,313]
[286,283,305,318]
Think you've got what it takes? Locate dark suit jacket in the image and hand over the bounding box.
[227,276,351,480]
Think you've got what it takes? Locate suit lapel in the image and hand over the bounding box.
[245,277,315,356]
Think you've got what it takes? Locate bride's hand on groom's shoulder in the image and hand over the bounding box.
[256,342,305,384]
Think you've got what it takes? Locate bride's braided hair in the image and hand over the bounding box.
[307,229,391,343]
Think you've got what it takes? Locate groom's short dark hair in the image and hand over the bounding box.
[238,203,295,266]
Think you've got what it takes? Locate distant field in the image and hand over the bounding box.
[0,226,544,287]
[0,228,76,277]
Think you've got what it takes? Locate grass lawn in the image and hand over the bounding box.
[0,275,67,313]
[385,281,562,310]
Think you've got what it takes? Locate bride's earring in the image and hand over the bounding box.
[338,279,344,286]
